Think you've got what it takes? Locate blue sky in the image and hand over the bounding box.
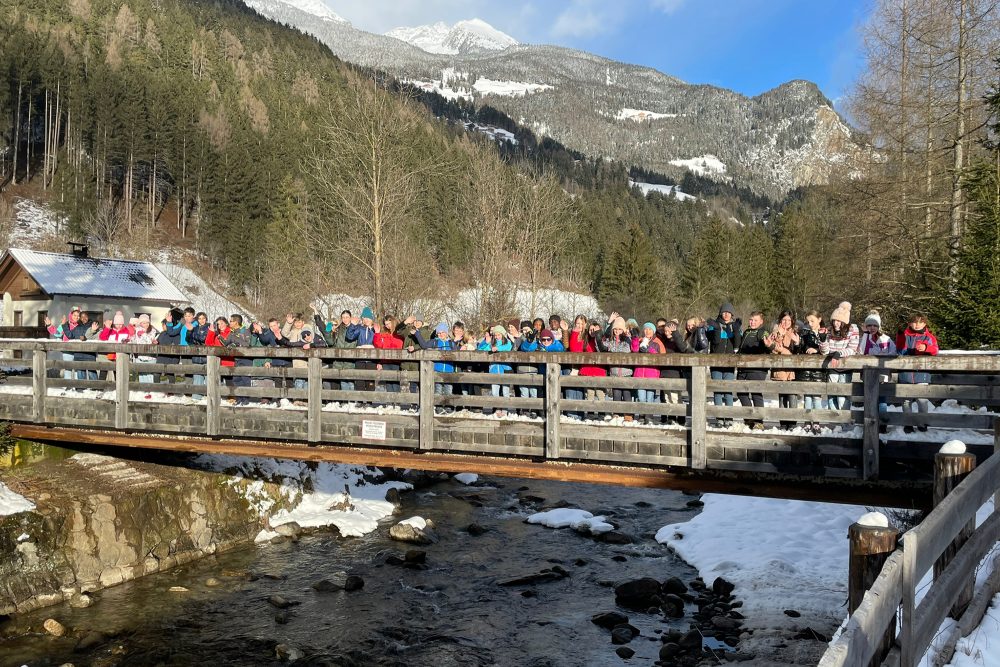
[328,0,869,106]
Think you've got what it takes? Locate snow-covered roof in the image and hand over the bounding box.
[2,248,189,303]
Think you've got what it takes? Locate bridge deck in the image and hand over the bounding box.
[2,341,998,508]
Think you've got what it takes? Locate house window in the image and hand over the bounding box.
[13,310,23,327]
[37,311,48,327]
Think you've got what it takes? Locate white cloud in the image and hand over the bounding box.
[550,0,627,39]
[650,0,685,13]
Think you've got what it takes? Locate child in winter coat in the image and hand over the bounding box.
[736,311,775,429]
[896,313,939,431]
[633,322,666,423]
[857,312,897,423]
[603,315,635,420]
[415,322,457,403]
[798,310,829,431]
[768,310,800,429]
[820,302,859,410]
[477,326,514,416]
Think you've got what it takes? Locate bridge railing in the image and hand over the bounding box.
[0,340,998,491]
[818,435,1000,667]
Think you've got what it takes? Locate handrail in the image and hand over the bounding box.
[819,449,1000,667]
[2,339,1000,371]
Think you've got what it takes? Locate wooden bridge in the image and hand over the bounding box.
[1,340,999,508]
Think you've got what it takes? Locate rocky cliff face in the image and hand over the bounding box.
[0,454,272,614]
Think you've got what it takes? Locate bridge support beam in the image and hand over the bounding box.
[307,357,322,443]
[31,349,46,424]
[933,448,977,618]
[862,367,882,480]
[114,353,129,430]
[545,362,561,460]
[206,356,221,437]
[689,366,707,469]
[848,516,899,666]
[419,357,434,451]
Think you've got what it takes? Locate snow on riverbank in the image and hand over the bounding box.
[193,455,411,541]
[0,481,35,516]
[656,494,866,623]
[527,508,614,535]
[947,593,1000,667]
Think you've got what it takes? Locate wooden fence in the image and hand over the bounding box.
[819,430,1000,667]
[0,340,998,503]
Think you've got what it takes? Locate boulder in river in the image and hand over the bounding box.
[498,567,569,587]
[614,578,663,610]
[389,517,438,544]
[611,625,636,645]
[466,523,488,536]
[615,646,635,659]
[404,550,426,565]
[344,575,365,592]
[68,593,93,608]
[312,572,349,591]
[591,611,629,629]
[273,522,302,538]
[74,630,107,652]
[712,576,735,596]
[275,643,304,662]
[661,593,685,618]
[267,595,299,609]
[662,576,688,596]
[43,618,66,637]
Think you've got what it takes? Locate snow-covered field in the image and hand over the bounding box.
[0,480,35,516]
[615,108,679,122]
[629,179,698,202]
[669,154,728,177]
[473,78,553,97]
[193,454,411,541]
[6,197,66,244]
[405,76,552,101]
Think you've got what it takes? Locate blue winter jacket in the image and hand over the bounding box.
[413,330,456,373]
[478,338,513,373]
[346,324,375,347]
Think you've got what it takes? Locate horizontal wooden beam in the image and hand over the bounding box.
[8,424,931,508]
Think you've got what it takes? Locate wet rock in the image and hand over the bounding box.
[662,630,683,643]
[466,523,488,536]
[43,618,66,637]
[591,611,629,629]
[274,611,292,624]
[273,522,302,538]
[615,646,635,659]
[678,628,702,650]
[344,575,364,592]
[405,550,426,565]
[168,586,189,593]
[661,593,685,618]
[728,610,744,620]
[597,531,634,545]
[275,643,304,662]
[573,558,588,567]
[519,495,546,504]
[685,499,705,508]
[384,487,402,505]
[258,572,287,581]
[312,572,348,591]
[690,577,706,590]
[712,577,735,596]
[783,609,801,618]
[712,615,742,631]
[611,626,636,645]
[204,578,221,588]
[267,595,299,609]
[614,578,662,610]
[389,518,438,545]
[659,642,681,660]
[384,554,406,566]
[634,500,653,508]
[520,590,537,598]
[68,593,93,609]
[498,568,568,587]
[723,652,756,662]
[74,630,107,651]
[662,577,687,596]
[611,555,628,563]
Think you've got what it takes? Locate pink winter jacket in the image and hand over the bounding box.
[631,336,665,378]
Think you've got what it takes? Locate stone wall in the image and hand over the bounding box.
[0,453,267,615]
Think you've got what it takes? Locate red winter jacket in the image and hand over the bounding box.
[568,332,606,377]
[374,331,404,350]
[205,327,236,367]
[896,326,939,356]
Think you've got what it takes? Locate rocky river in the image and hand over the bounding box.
[0,444,828,666]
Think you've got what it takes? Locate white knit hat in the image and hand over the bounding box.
[831,301,852,325]
[864,312,881,328]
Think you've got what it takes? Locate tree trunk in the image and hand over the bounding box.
[949,0,967,277]
[12,80,22,185]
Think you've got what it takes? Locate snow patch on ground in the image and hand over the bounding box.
[656,494,867,622]
[155,263,248,318]
[465,122,518,145]
[454,473,479,485]
[473,78,552,97]
[669,154,728,177]
[947,593,1000,667]
[615,108,679,122]
[192,455,411,540]
[527,508,615,535]
[0,481,35,516]
[7,198,66,245]
[629,180,698,202]
[404,76,551,101]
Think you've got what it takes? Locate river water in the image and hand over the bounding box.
[1,460,710,667]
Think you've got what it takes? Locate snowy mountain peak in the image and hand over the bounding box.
[246,0,347,24]
[386,18,517,55]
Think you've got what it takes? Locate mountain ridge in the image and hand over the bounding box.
[386,18,518,55]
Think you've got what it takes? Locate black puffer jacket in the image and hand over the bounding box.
[797,328,828,382]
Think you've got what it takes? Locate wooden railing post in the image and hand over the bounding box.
[901,531,918,667]
[688,365,707,469]
[862,367,882,480]
[114,353,129,429]
[849,513,899,666]
[307,356,322,444]
[32,348,47,424]
[419,357,434,450]
[206,355,221,437]
[933,444,977,618]
[545,361,561,459]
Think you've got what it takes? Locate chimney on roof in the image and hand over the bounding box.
[67,242,89,258]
